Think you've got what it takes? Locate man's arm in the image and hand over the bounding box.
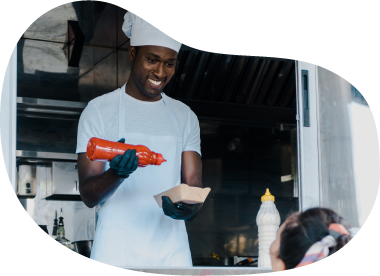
[77,153,125,208]
[181,151,203,210]
[181,151,202,188]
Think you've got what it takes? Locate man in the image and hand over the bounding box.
[76,11,202,267]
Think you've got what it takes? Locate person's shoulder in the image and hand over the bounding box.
[163,93,192,114]
[87,88,121,110]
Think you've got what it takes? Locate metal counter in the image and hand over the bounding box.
[128,267,272,275]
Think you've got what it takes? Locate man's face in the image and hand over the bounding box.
[129,45,178,98]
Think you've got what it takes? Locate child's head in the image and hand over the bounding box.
[271,208,347,268]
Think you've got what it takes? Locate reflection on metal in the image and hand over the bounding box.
[63,21,85,67]
[22,3,78,43]
[16,150,77,161]
[17,97,87,108]
[17,97,86,120]
[51,162,80,196]
[18,108,82,115]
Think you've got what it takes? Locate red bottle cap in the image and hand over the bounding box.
[155,153,167,165]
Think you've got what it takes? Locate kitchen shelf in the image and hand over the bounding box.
[16,150,77,161]
[17,97,86,120]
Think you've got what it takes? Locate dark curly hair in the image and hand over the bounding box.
[279,207,352,269]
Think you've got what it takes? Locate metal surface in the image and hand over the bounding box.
[16,151,77,161]
[51,161,79,195]
[17,97,87,109]
[296,62,320,211]
[181,100,296,125]
[316,67,379,228]
[130,267,272,275]
[16,115,79,153]
[291,128,299,197]
[19,164,95,242]
[166,49,296,110]
[17,165,37,197]
[16,98,83,120]
[301,70,310,127]
[22,3,79,43]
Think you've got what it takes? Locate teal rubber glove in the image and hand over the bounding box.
[162,196,200,222]
[109,138,139,178]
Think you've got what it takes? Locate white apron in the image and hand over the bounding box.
[90,85,193,267]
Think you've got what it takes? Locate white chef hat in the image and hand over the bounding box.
[122,11,182,53]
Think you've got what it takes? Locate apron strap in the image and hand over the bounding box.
[118,84,127,139]
[161,92,182,144]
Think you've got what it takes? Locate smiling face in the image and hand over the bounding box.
[127,45,178,100]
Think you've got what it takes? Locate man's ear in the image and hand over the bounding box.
[128,46,137,61]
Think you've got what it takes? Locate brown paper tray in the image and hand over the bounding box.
[153,184,211,208]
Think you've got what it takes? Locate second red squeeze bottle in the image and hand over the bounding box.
[86,137,166,167]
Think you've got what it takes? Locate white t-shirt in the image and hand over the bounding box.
[76,85,201,156]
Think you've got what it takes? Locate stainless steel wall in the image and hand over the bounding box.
[18,2,130,103]
[317,65,380,227]
[19,165,95,242]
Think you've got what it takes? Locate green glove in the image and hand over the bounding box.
[162,196,200,222]
[109,138,139,178]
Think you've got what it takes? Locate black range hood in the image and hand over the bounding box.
[166,45,296,125]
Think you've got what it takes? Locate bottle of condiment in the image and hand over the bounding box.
[52,209,62,237]
[256,189,281,268]
[54,208,70,276]
[49,210,58,276]
[86,137,166,167]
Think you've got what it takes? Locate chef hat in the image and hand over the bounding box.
[122,11,182,53]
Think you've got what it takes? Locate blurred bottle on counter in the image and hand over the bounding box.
[256,189,280,268]
[54,208,70,276]
[49,210,58,276]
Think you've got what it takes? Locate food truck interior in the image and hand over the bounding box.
[15,1,299,266]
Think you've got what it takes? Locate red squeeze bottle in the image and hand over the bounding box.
[86,137,166,167]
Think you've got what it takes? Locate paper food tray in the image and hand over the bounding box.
[153,184,211,208]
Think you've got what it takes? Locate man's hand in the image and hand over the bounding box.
[162,196,201,222]
[109,138,139,178]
